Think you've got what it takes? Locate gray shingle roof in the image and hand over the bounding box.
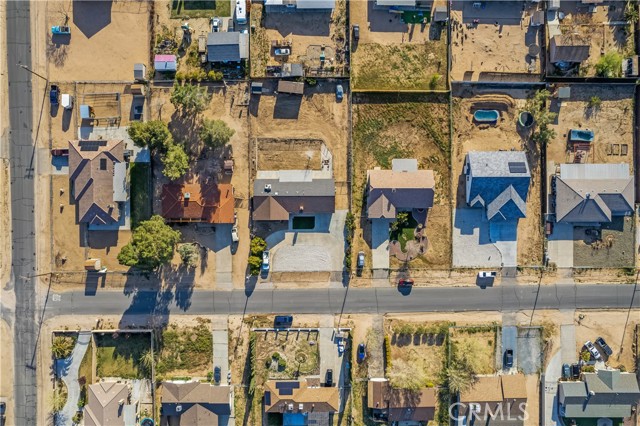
[207,32,248,62]
[467,151,530,178]
[486,185,526,221]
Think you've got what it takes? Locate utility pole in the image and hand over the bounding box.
[17,64,48,82]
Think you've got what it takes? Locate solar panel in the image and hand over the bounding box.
[508,162,527,174]
[279,388,293,395]
[276,382,300,390]
[264,391,271,406]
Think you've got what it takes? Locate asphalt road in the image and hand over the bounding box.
[6,1,38,424]
[44,284,640,319]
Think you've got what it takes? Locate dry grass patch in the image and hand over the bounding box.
[449,327,497,375]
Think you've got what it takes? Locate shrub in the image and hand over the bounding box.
[384,335,392,371]
[595,51,623,78]
[588,96,602,109]
[429,73,442,90]
[52,336,75,359]
[250,237,267,256]
[72,412,83,424]
[178,244,199,267]
[248,255,262,275]
[580,349,591,362]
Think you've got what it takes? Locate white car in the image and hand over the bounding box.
[231,227,239,243]
[478,271,497,278]
[262,250,270,272]
[584,340,601,360]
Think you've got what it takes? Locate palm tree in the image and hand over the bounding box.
[52,336,74,359]
[138,350,154,375]
[446,366,473,394]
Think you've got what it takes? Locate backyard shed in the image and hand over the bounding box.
[251,82,264,95]
[432,6,448,22]
[277,80,304,95]
[133,63,146,81]
[154,55,177,72]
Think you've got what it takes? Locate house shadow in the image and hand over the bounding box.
[84,272,106,296]
[73,0,112,39]
[367,1,408,33]
[264,12,331,37]
[87,230,119,253]
[273,94,302,119]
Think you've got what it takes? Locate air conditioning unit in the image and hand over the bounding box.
[299,403,304,411]
[184,192,191,200]
[470,403,481,413]
[288,404,294,411]
[176,405,183,412]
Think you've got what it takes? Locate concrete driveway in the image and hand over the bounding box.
[215,224,233,289]
[544,350,562,426]
[501,326,517,372]
[517,327,542,375]
[452,208,502,267]
[371,219,392,270]
[489,221,517,267]
[212,317,229,384]
[57,332,91,426]
[548,223,574,268]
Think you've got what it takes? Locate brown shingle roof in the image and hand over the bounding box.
[367,169,435,219]
[501,374,527,399]
[162,183,234,224]
[84,382,129,426]
[69,139,125,225]
[264,380,339,413]
[161,382,231,426]
[162,382,230,404]
[367,380,436,422]
[460,376,503,403]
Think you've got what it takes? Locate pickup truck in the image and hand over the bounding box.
[595,337,613,356]
[51,25,71,35]
[49,84,60,105]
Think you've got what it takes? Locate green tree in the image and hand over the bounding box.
[138,350,154,375]
[580,349,591,362]
[127,120,173,152]
[177,243,199,267]
[117,215,181,270]
[526,89,557,146]
[595,51,623,78]
[52,336,75,359]
[248,255,262,275]
[200,119,235,149]
[625,1,639,24]
[446,366,473,394]
[161,143,189,180]
[250,237,267,256]
[170,82,211,115]
[390,211,409,232]
[588,96,602,110]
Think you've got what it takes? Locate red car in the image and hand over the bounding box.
[398,278,414,287]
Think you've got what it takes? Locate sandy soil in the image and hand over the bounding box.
[0,160,10,285]
[453,88,543,266]
[546,84,634,168]
[524,374,539,426]
[451,1,542,81]
[257,139,323,171]
[45,0,151,82]
[250,80,349,210]
[0,320,14,426]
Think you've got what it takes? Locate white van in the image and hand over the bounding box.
[235,0,247,25]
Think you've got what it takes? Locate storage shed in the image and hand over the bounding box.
[277,80,304,95]
[154,55,177,72]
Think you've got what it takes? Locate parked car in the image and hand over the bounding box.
[357,343,366,362]
[562,363,571,380]
[274,315,293,328]
[227,18,234,32]
[356,251,365,276]
[49,84,59,105]
[231,227,239,243]
[61,94,73,110]
[335,84,344,101]
[214,366,221,384]
[211,17,221,32]
[478,271,497,278]
[352,24,360,40]
[398,278,414,287]
[274,48,290,56]
[584,340,602,360]
[595,337,613,356]
[504,349,514,368]
[262,250,270,272]
[51,25,70,35]
[571,363,581,379]
[325,369,333,387]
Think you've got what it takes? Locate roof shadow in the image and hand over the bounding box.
[73,0,112,39]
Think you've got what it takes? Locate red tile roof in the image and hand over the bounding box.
[162,183,234,224]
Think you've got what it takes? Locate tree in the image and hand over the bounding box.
[446,365,473,394]
[595,51,623,78]
[138,350,154,375]
[178,243,199,267]
[390,211,410,232]
[526,90,557,146]
[248,255,262,275]
[625,1,639,24]
[161,143,189,180]
[52,336,75,359]
[127,120,173,152]
[117,215,181,270]
[200,119,235,149]
[250,237,267,256]
[170,82,211,115]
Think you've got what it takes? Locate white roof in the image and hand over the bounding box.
[296,0,335,9]
[391,159,418,172]
[560,163,630,180]
[113,162,127,202]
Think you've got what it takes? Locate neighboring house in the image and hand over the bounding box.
[366,159,435,219]
[154,54,177,72]
[464,151,531,222]
[549,34,590,64]
[264,0,335,13]
[367,378,436,423]
[458,375,528,426]
[558,369,640,422]
[69,139,127,227]
[162,183,235,224]
[554,164,634,225]
[84,382,136,426]
[252,170,335,221]
[161,381,231,426]
[263,379,340,425]
[206,32,249,63]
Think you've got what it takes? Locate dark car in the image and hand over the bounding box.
[571,364,581,379]
[353,24,360,40]
[562,363,571,380]
[398,278,414,287]
[357,343,366,362]
[356,251,365,276]
[595,337,613,356]
[214,366,221,384]
[49,84,59,105]
[274,315,293,328]
[325,369,333,387]
[504,349,514,368]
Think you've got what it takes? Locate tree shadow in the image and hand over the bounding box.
[46,37,69,68]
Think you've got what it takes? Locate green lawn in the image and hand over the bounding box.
[389,214,418,251]
[130,163,151,228]
[171,0,231,18]
[95,333,151,379]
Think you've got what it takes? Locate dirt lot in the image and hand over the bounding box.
[451,1,542,81]
[44,0,151,81]
[250,0,347,77]
[573,217,635,268]
[0,320,14,426]
[349,0,447,90]
[452,88,543,266]
[352,94,452,273]
[156,318,213,379]
[547,1,634,77]
[0,160,10,284]
[257,138,324,171]
[546,84,634,168]
[250,80,349,209]
[449,326,498,375]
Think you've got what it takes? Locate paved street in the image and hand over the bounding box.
[41,284,640,318]
[6,0,38,424]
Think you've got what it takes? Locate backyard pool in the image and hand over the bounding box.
[473,109,499,123]
[570,129,594,142]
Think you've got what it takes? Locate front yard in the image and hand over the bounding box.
[95,332,152,379]
[155,318,213,379]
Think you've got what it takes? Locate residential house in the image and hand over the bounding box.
[264,0,335,13]
[367,378,436,423]
[161,381,231,426]
[464,151,531,222]
[263,379,340,425]
[252,170,335,221]
[549,34,590,65]
[69,139,127,228]
[162,183,235,224]
[558,369,640,422]
[458,375,528,426]
[154,55,177,72]
[554,164,634,225]
[84,382,137,426]
[206,32,249,63]
[366,159,435,220]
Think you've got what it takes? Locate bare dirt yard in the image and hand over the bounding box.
[573,217,635,268]
[450,1,542,81]
[0,160,10,284]
[452,87,543,266]
[250,0,347,77]
[0,320,14,426]
[45,0,151,81]
[249,80,349,209]
[350,0,447,90]
[352,93,452,274]
[449,326,498,375]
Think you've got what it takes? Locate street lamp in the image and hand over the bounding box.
[17,63,48,82]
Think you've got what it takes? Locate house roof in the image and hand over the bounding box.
[555,164,634,223]
[366,166,435,219]
[550,35,590,63]
[501,375,527,399]
[69,139,126,226]
[161,382,231,425]
[206,32,249,62]
[466,151,530,178]
[162,183,235,224]
[277,80,305,94]
[367,380,436,422]
[294,0,335,9]
[486,185,527,221]
[84,382,129,426]
[264,380,339,413]
[460,376,504,403]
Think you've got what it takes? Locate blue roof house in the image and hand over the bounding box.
[464,151,531,222]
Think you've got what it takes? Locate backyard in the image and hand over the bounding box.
[156,319,213,378]
[95,332,152,379]
[130,163,151,228]
[573,216,635,268]
[171,0,230,18]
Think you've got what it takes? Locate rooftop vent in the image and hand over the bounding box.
[265,184,272,193]
[184,192,191,200]
[288,403,294,411]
